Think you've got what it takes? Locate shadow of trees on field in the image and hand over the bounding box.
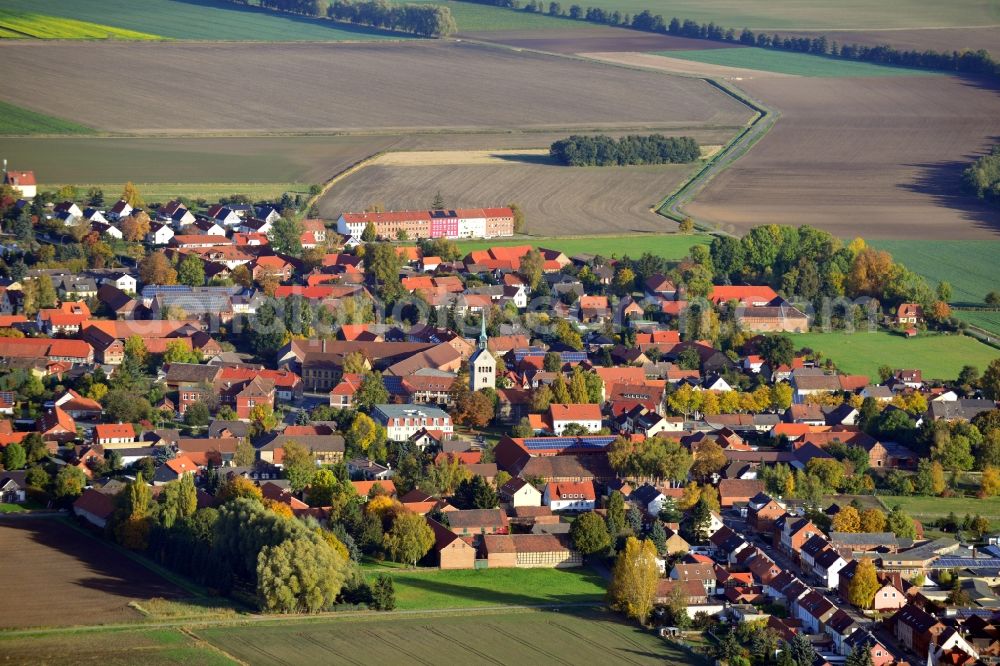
[493,152,558,166]
[173,0,409,39]
[0,518,186,604]
[897,146,1000,237]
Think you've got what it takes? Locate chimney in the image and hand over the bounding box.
[322,338,327,353]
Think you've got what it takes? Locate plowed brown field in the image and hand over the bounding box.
[0,519,186,629]
[0,40,750,134]
[686,75,1000,239]
[317,161,693,235]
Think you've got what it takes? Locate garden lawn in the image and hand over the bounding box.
[454,233,710,260]
[361,562,606,610]
[877,495,1000,521]
[654,47,936,77]
[871,239,1000,305]
[48,182,310,203]
[0,10,164,39]
[791,331,1000,382]
[0,0,402,41]
[0,101,96,136]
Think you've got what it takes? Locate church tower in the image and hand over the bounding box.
[469,316,496,391]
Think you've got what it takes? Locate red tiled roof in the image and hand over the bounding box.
[94,423,135,440]
[546,480,595,501]
[549,403,602,422]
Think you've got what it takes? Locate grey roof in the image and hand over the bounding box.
[928,399,995,421]
[830,532,897,546]
[373,404,451,419]
[256,434,344,453]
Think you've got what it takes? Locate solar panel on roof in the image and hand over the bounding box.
[932,558,1000,568]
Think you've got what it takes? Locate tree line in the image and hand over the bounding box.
[454,0,1000,78]
[224,0,457,37]
[963,144,1000,207]
[549,134,700,166]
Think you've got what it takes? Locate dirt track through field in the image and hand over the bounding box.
[0,40,751,133]
[685,74,1000,239]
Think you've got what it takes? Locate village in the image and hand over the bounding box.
[1,169,1000,666]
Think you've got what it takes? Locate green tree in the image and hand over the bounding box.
[361,222,377,242]
[370,573,396,610]
[36,275,57,309]
[2,442,26,471]
[453,475,498,510]
[431,190,445,209]
[161,474,197,528]
[234,438,255,467]
[519,248,544,291]
[508,202,525,233]
[53,466,86,500]
[346,413,378,454]
[886,504,917,539]
[249,403,279,438]
[257,534,346,613]
[184,401,210,428]
[365,242,404,301]
[983,358,1000,400]
[269,216,304,256]
[354,372,388,410]
[788,632,816,666]
[282,440,316,492]
[571,511,612,556]
[384,512,434,566]
[608,536,658,624]
[306,468,339,507]
[177,255,205,287]
[606,490,626,536]
[760,334,795,371]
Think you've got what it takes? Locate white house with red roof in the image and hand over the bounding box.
[543,480,595,512]
[94,423,136,448]
[3,168,36,198]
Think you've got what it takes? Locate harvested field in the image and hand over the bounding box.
[581,51,795,79]
[318,161,697,235]
[198,608,692,665]
[0,41,752,133]
[460,25,736,53]
[685,75,1000,239]
[0,519,187,629]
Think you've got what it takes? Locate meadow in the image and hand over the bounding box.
[954,310,1000,337]
[877,494,1000,522]
[405,0,583,31]
[0,0,400,41]
[454,233,710,259]
[791,331,1000,382]
[653,47,936,77]
[0,627,235,666]
[361,562,606,610]
[0,10,163,40]
[870,240,1000,305]
[198,608,689,665]
[0,101,95,136]
[450,0,1000,31]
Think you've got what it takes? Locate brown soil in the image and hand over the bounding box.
[580,51,796,79]
[0,40,751,133]
[459,25,738,53]
[0,519,186,629]
[686,75,1000,239]
[317,161,694,235]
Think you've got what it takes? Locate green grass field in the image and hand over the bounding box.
[0,101,96,136]
[464,0,1000,31]
[877,494,1000,521]
[198,608,688,665]
[0,0,402,41]
[361,562,606,610]
[654,47,937,77]
[0,627,236,665]
[870,240,1000,306]
[454,233,710,260]
[792,331,1000,382]
[954,310,1000,337]
[51,182,310,203]
[0,9,165,39]
[403,0,584,31]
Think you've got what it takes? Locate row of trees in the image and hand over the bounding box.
[549,134,701,166]
[327,0,457,37]
[226,0,456,37]
[964,144,1000,207]
[455,0,1000,78]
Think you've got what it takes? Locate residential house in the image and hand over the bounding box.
[718,479,766,508]
[73,487,117,528]
[36,406,76,444]
[480,533,581,568]
[93,423,136,448]
[890,604,945,659]
[428,518,477,569]
[543,480,596,512]
[373,404,453,441]
[447,509,509,536]
[670,562,717,596]
[499,477,542,508]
